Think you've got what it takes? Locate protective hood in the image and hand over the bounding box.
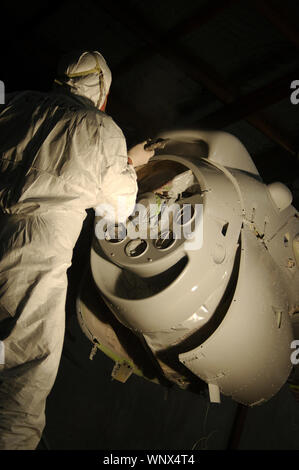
[55,50,112,109]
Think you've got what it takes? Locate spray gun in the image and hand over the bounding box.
[125,139,170,229]
[144,137,169,152]
[127,138,169,167]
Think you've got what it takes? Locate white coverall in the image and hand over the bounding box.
[0,51,138,449]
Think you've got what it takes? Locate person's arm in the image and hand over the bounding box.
[95,121,154,223]
[127,141,154,168]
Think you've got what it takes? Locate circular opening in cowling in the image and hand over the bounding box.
[175,205,195,226]
[104,224,127,243]
[125,239,148,257]
[154,230,176,250]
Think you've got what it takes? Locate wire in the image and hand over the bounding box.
[191,401,219,450]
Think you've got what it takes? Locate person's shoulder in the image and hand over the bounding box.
[48,92,124,141]
[97,111,124,139]
[76,106,123,139]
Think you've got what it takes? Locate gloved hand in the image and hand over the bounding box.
[127,141,155,168]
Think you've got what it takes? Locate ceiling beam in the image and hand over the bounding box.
[103,0,239,102]
[104,0,240,69]
[198,68,299,128]
[252,145,299,188]
[151,0,241,43]
[253,0,299,49]
[246,113,296,156]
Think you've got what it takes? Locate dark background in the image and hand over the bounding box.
[1,0,299,450]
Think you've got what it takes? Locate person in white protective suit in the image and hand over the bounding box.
[0,50,154,450]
